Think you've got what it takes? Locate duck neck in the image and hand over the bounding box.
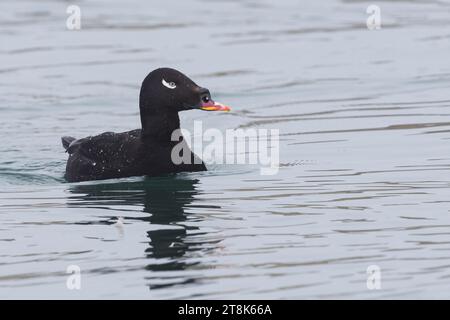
[140,110,181,144]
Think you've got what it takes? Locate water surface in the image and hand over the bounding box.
[1,0,450,299]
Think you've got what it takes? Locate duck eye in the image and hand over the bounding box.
[162,79,176,89]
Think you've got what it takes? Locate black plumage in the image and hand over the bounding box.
[62,68,230,182]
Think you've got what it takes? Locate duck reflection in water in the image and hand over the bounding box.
[68,175,220,289]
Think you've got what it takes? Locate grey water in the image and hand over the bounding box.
[1,0,450,299]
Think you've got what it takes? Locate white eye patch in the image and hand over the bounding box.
[162,79,176,89]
